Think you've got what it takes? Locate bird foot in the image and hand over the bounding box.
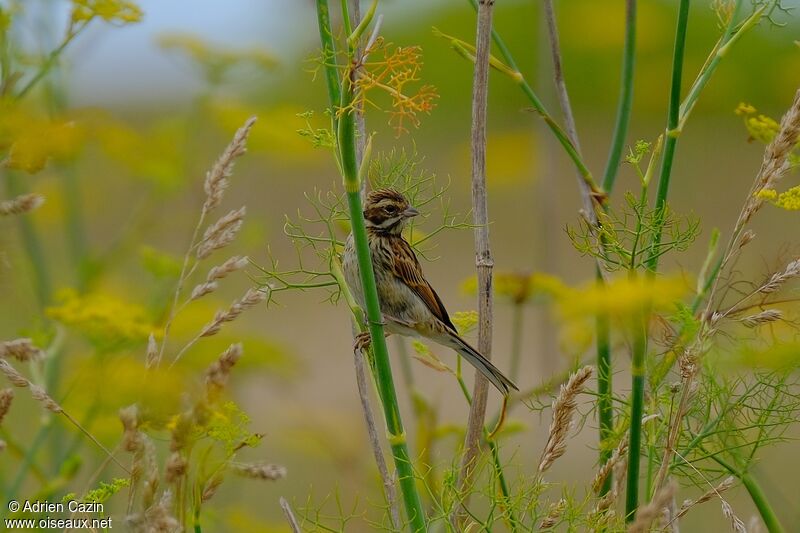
[354,331,372,353]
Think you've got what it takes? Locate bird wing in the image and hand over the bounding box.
[390,236,458,332]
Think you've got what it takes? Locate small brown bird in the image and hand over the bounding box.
[342,188,518,395]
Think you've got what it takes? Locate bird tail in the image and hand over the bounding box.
[446,332,518,395]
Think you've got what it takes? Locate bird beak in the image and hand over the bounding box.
[403,206,420,218]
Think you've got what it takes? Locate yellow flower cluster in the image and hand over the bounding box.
[757,186,800,211]
[71,0,143,25]
[46,288,158,350]
[0,107,84,173]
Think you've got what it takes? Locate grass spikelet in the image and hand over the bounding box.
[745,88,800,223]
[164,452,188,484]
[740,309,782,328]
[627,480,677,533]
[196,206,246,260]
[0,388,13,424]
[231,462,287,481]
[0,338,44,362]
[199,288,266,338]
[189,281,218,301]
[721,499,747,533]
[676,476,735,519]
[207,255,249,281]
[593,437,628,494]
[0,193,45,216]
[539,498,567,529]
[758,259,800,294]
[538,365,593,473]
[0,359,61,412]
[203,117,256,213]
[145,334,158,369]
[204,343,243,395]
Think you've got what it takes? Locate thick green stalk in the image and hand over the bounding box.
[595,307,613,495]
[596,0,637,497]
[316,0,341,133]
[741,472,785,533]
[601,0,637,193]
[624,312,647,521]
[645,0,690,273]
[315,1,426,529]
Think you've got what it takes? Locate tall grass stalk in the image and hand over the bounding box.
[314,1,426,529]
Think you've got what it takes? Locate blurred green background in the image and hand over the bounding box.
[1,0,799,530]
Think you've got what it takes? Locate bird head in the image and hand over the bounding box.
[363,188,419,234]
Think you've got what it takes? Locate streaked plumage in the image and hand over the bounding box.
[343,188,517,395]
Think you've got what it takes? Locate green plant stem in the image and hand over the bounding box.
[5,173,53,309]
[741,472,785,533]
[601,0,637,193]
[6,419,55,500]
[596,307,613,495]
[625,310,648,521]
[710,455,785,533]
[645,0,690,273]
[316,0,341,134]
[315,1,426,529]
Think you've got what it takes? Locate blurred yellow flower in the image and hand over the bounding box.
[92,116,187,191]
[461,271,568,304]
[70,0,142,25]
[556,275,686,320]
[47,288,158,350]
[0,107,84,173]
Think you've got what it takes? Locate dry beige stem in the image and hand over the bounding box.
[203,117,257,213]
[196,207,246,260]
[538,366,593,473]
[0,193,44,216]
[628,480,677,533]
[0,338,44,362]
[201,473,224,502]
[232,462,287,481]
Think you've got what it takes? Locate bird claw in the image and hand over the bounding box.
[354,331,372,353]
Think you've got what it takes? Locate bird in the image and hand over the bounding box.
[342,188,518,395]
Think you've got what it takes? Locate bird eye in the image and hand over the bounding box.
[385,205,397,214]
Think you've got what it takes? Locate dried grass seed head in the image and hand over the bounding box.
[538,365,593,473]
[203,117,256,212]
[0,338,44,362]
[0,193,45,216]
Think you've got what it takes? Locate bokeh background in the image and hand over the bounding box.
[1,0,799,530]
